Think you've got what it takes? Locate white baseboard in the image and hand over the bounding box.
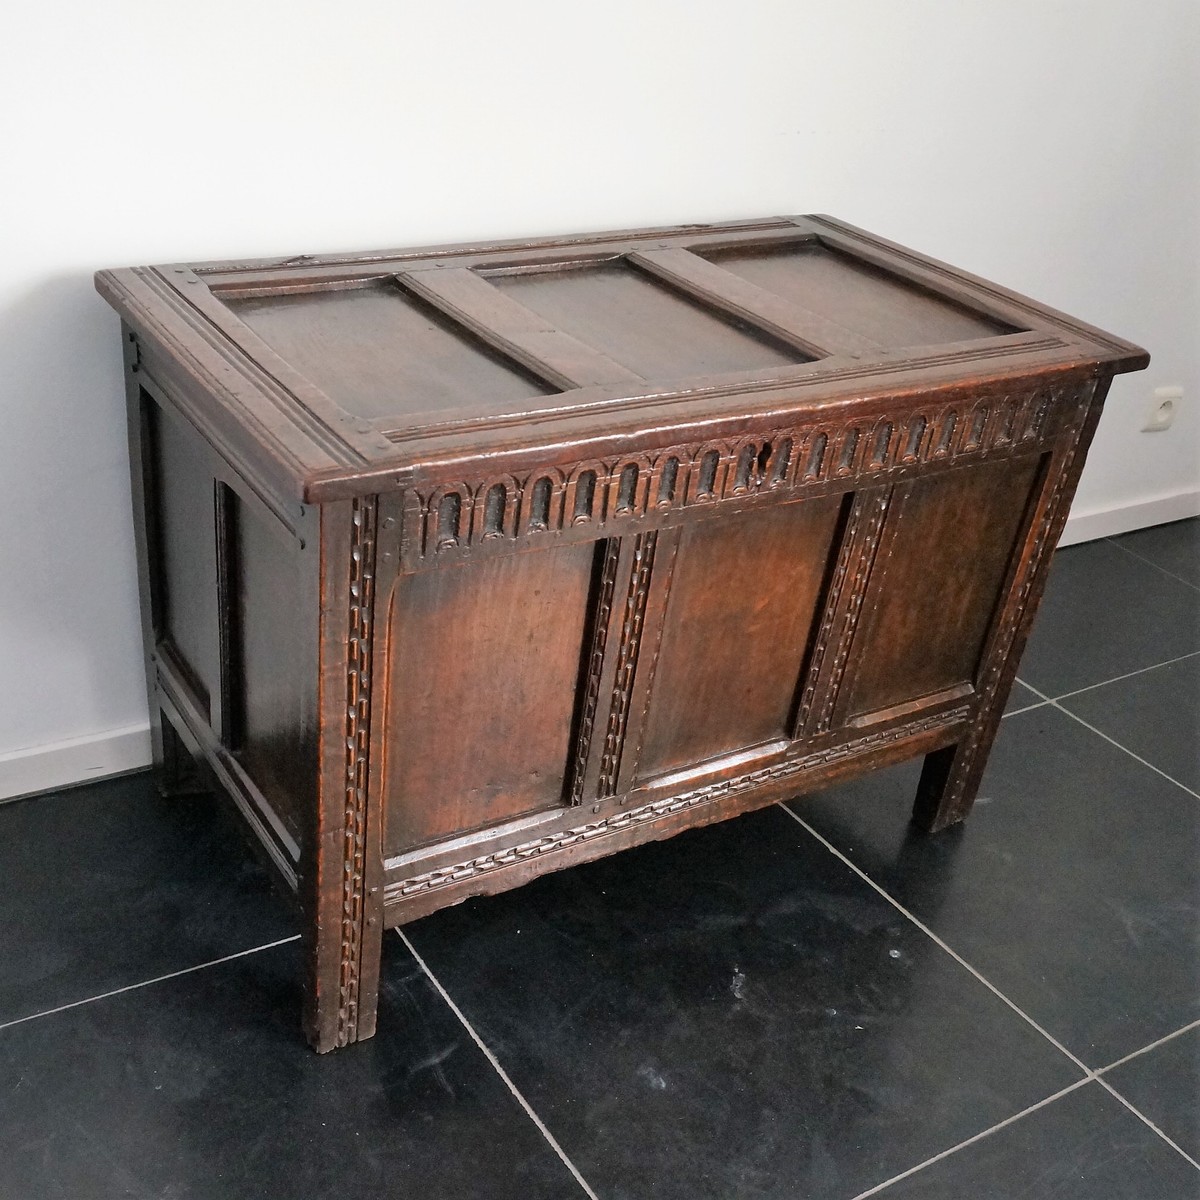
[1060,488,1200,547]
[0,722,152,804]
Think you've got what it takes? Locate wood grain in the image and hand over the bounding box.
[383,541,596,852]
[637,497,843,779]
[101,218,1149,1052]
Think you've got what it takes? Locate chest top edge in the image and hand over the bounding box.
[95,215,1148,506]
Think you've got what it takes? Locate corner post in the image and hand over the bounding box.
[303,496,385,1052]
[913,375,1110,832]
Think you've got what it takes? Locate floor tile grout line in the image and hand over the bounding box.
[397,930,601,1200]
[843,1078,1094,1200]
[786,802,1200,1184]
[779,803,1093,1076]
[1107,535,1200,595]
[1045,649,1200,704]
[0,935,301,1035]
[787,775,1200,1183]
[1019,683,1200,802]
[1097,1017,1200,1076]
[1094,1075,1200,1173]
[1010,644,1200,719]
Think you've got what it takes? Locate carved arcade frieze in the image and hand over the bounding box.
[398,385,1068,570]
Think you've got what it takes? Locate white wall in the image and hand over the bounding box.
[1,1,1196,792]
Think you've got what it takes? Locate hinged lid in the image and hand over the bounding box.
[96,215,1147,503]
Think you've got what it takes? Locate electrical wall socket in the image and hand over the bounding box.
[1142,386,1182,433]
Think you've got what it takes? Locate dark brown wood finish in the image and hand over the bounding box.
[98,217,1147,1051]
[309,497,383,1052]
[636,497,843,779]
[837,455,1044,725]
[383,541,597,851]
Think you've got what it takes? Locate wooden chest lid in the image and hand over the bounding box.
[96,216,1147,503]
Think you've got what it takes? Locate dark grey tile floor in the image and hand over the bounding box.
[1,519,1197,1199]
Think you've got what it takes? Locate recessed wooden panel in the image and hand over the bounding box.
[228,281,553,420]
[702,242,1020,349]
[148,400,217,716]
[231,492,314,842]
[842,455,1043,722]
[637,496,843,778]
[384,541,596,852]
[490,261,806,380]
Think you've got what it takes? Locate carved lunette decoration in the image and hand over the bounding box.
[387,706,971,903]
[398,386,1062,569]
[337,496,377,1046]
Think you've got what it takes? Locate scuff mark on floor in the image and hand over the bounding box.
[731,968,747,1000]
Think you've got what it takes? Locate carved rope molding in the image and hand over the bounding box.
[399,386,1063,569]
[598,531,659,795]
[337,495,378,1046]
[387,706,971,903]
[568,538,622,805]
[806,488,896,735]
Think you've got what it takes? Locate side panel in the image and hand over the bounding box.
[230,489,316,844]
[383,541,597,852]
[147,401,221,717]
[636,496,842,778]
[136,379,314,881]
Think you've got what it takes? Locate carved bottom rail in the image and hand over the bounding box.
[385,706,970,907]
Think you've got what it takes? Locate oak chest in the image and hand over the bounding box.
[96,216,1148,1052]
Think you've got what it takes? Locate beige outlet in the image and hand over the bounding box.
[1143,386,1182,433]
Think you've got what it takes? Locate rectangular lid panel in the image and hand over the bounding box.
[488,261,809,382]
[227,280,553,421]
[97,216,1148,500]
[700,241,1022,350]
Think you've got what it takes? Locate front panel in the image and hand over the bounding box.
[837,455,1043,726]
[636,497,842,779]
[375,376,1093,922]
[383,542,597,852]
